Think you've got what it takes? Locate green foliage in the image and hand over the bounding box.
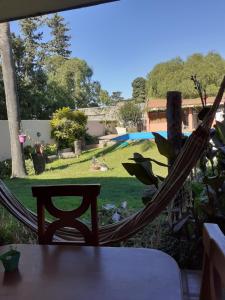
[119,101,142,127]
[0,160,12,178]
[110,91,124,102]
[0,16,104,120]
[25,159,35,176]
[50,107,87,149]
[122,152,168,203]
[84,133,98,145]
[147,52,225,98]
[23,145,34,159]
[132,77,146,103]
[153,132,176,161]
[46,56,101,109]
[47,13,71,58]
[43,144,57,155]
[0,207,36,245]
[99,89,112,106]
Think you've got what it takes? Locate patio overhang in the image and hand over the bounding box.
[0,0,118,23]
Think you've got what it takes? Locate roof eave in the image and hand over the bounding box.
[0,0,119,23]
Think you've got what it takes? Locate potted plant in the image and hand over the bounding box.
[0,246,20,272]
[31,143,46,174]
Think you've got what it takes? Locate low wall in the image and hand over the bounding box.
[0,120,106,161]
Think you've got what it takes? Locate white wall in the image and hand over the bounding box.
[0,120,106,161]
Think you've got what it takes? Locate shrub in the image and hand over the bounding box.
[84,133,98,145]
[118,101,142,128]
[25,159,35,176]
[50,107,87,149]
[43,144,57,156]
[0,160,12,178]
[23,145,34,159]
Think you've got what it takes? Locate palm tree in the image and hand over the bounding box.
[0,22,26,178]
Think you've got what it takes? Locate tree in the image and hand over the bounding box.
[87,81,101,107]
[119,101,142,128]
[132,77,146,103]
[0,22,26,178]
[111,91,124,102]
[46,56,99,109]
[99,89,112,106]
[47,13,71,58]
[12,17,49,119]
[146,53,225,99]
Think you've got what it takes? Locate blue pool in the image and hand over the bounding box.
[112,131,190,141]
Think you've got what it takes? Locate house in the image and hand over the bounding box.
[146,97,225,132]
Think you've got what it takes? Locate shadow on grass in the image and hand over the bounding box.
[4,176,144,213]
[44,145,121,172]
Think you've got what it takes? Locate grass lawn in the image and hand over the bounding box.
[4,141,167,215]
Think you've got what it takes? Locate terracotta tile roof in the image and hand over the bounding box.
[147,97,225,111]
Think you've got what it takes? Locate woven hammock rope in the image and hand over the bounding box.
[1,76,225,245]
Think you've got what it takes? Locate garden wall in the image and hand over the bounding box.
[0,120,105,161]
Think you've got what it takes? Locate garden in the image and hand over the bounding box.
[1,77,225,272]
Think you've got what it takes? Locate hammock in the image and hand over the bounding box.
[1,76,225,245]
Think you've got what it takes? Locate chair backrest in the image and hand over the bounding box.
[200,223,225,300]
[32,184,101,246]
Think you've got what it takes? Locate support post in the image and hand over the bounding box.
[166,91,183,223]
[166,91,182,167]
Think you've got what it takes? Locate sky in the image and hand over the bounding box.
[10,0,225,99]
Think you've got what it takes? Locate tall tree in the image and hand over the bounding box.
[47,13,71,58]
[110,91,124,102]
[99,89,112,106]
[13,17,48,119]
[146,53,225,98]
[132,77,146,103]
[0,22,26,177]
[46,56,98,109]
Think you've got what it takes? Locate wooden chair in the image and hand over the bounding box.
[32,184,100,246]
[200,223,225,300]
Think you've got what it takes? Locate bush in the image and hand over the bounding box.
[43,144,57,156]
[84,133,98,145]
[24,145,34,159]
[50,107,87,149]
[0,207,36,245]
[119,101,142,128]
[25,159,35,176]
[0,159,12,178]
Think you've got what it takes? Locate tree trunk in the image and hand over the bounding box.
[0,22,26,178]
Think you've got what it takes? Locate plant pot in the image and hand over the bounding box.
[0,249,20,272]
[31,153,46,174]
[18,134,26,144]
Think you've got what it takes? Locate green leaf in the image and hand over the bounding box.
[152,132,175,160]
[122,163,158,186]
